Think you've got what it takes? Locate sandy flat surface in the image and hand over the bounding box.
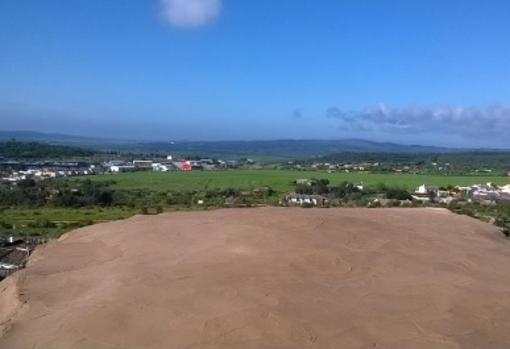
[1,208,510,349]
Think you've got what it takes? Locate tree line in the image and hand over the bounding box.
[0,140,95,159]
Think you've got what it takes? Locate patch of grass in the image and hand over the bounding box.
[0,207,135,238]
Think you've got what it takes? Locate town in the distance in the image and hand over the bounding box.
[2,135,510,281]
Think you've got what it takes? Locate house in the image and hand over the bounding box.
[173,161,192,171]
[466,182,510,203]
[190,161,204,170]
[472,189,499,202]
[500,192,510,202]
[501,185,510,194]
[133,160,153,170]
[106,161,134,173]
[285,194,328,207]
[204,164,217,170]
[437,190,455,204]
[152,162,177,172]
[198,161,217,170]
[225,160,240,168]
[412,184,439,202]
[110,165,135,173]
[199,158,214,165]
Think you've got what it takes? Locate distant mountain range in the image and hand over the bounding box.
[0,130,499,159]
[139,140,458,158]
[0,130,132,147]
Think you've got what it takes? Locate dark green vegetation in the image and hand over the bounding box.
[87,170,508,192]
[0,179,135,237]
[0,208,134,238]
[0,177,276,211]
[0,140,95,159]
[293,178,412,205]
[316,151,510,176]
[0,176,276,238]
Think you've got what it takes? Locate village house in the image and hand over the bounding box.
[437,190,455,204]
[412,184,439,203]
[470,183,510,203]
[225,160,240,168]
[285,193,328,207]
[152,162,177,172]
[132,160,153,170]
[104,161,133,173]
[172,161,193,171]
[110,165,135,173]
[107,161,136,173]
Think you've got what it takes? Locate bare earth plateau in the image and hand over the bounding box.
[1,208,510,349]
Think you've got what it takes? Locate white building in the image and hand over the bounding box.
[152,163,175,172]
[501,185,510,194]
[110,165,135,173]
[412,184,439,202]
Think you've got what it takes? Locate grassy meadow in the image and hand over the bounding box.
[86,169,509,193]
[0,207,135,238]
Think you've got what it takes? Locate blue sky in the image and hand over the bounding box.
[1,0,509,147]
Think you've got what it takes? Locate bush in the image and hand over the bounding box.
[166,191,193,206]
[385,188,412,201]
[368,200,381,208]
[330,181,359,198]
[28,219,57,228]
[0,220,13,229]
[295,184,313,195]
[77,220,94,227]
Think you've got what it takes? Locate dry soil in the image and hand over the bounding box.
[1,208,510,349]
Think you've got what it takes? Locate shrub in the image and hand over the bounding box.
[28,219,56,228]
[385,188,412,201]
[0,220,13,229]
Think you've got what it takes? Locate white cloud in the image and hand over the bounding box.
[326,104,510,140]
[160,0,222,28]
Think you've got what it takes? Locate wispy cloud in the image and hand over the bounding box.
[326,104,510,139]
[160,0,222,28]
[292,109,303,119]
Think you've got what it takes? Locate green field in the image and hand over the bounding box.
[0,207,135,238]
[4,170,508,239]
[87,170,510,193]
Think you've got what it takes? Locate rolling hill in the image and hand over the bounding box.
[0,130,464,158]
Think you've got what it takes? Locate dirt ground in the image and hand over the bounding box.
[1,208,510,349]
